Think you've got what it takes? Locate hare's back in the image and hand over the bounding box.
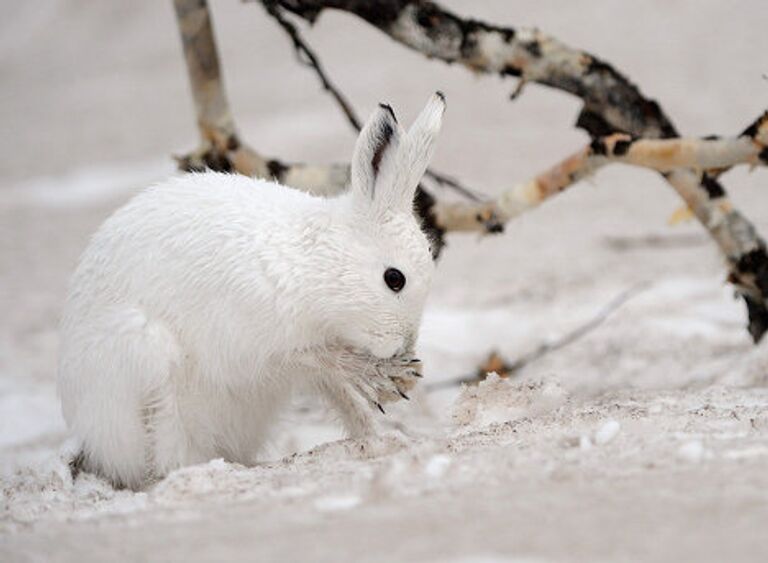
[66,172,311,316]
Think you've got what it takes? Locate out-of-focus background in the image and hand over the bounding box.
[2,1,768,562]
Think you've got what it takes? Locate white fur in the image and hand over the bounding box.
[58,94,445,489]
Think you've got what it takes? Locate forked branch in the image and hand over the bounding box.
[174,0,768,341]
[259,0,768,342]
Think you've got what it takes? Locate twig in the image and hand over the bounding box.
[426,283,651,391]
[602,233,707,252]
[262,0,362,131]
[261,0,486,202]
[421,168,486,202]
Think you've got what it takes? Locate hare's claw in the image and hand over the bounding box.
[340,351,424,411]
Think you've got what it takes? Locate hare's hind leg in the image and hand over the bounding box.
[59,307,182,489]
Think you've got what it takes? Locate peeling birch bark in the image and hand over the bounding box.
[433,124,768,233]
[594,132,768,173]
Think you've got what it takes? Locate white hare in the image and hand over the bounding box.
[58,93,445,489]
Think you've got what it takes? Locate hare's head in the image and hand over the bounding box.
[319,93,445,359]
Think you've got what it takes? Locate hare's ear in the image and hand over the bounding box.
[396,92,445,209]
[350,103,403,203]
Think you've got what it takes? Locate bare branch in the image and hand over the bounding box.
[434,127,768,233]
[711,110,768,177]
[595,133,767,173]
[426,283,650,391]
[264,0,768,341]
[174,0,352,193]
[262,0,362,131]
[603,233,706,252]
[433,145,598,232]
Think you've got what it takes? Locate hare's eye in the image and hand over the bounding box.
[384,267,406,292]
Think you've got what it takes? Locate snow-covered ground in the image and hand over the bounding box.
[2,1,768,561]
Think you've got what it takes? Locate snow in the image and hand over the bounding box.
[677,440,708,463]
[424,454,452,479]
[594,420,621,445]
[2,1,768,561]
[314,495,362,512]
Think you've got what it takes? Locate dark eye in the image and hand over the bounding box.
[384,267,406,292]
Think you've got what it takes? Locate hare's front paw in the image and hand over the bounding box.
[344,355,422,412]
[374,356,423,404]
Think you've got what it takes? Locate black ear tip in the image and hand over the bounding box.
[435,91,445,102]
[378,103,398,123]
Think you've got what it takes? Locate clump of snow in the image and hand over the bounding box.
[677,440,708,463]
[451,373,568,429]
[423,454,452,479]
[594,420,621,445]
[1,451,147,533]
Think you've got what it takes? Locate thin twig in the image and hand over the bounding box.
[262,0,486,202]
[426,282,651,392]
[603,233,707,252]
[422,168,485,202]
[263,0,362,131]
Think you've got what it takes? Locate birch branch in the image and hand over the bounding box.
[264,0,768,342]
[426,283,650,391]
[434,126,768,232]
[173,0,352,195]
[594,132,768,173]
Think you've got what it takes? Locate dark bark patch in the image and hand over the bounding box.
[581,56,680,137]
[451,12,515,60]
[226,134,241,151]
[523,40,541,57]
[742,122,758,138]
[741,110,767,138]
[576,108,622,138]
[267,158,289,181]
[501,64,523,77]
[736,247,768,342]
[700,174,725,199]
[743,295,768,344]
[613,138,634,156]
[738,248,768,294]
[585,56,619,76]
[290,0,409,27]
[202,149,233,173]
[589,137,607,156]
